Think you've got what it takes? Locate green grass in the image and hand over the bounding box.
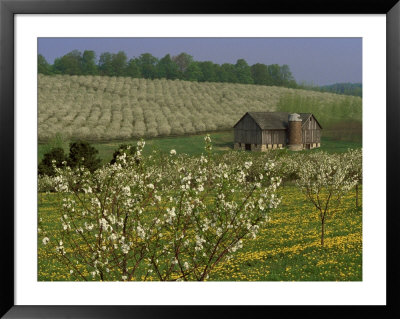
[211,186,362,281]
[277,92,362,127]
[38,130,362,164]
[38,185,362,281]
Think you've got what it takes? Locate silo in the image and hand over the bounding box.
[288,113,303,151]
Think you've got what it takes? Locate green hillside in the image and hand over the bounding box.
[38,74,362,142]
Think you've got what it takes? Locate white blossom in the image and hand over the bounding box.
[42,237,49,245]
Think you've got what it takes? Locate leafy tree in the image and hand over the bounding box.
[82,50,98,75]
[67,141,101,173]
[172,52,193,74]
[111,51,128,76]
[342,149,362,207]
[157,54,179,80]
[98,52,114,76]
[267,64,282,86]
[39,49,305,89]
[217,63,238,83]
[38,54,52,75]
[297,152,357,246]
[235,59,253,84]
[198,61,218,82]
[280,64,296,88]
[184,62,202,82]
[53,50,82,75]
[38,147,67,176]
[42,137,282,281]
[136,53,158,79]
[250,63,270,85]
[126,59,141,78]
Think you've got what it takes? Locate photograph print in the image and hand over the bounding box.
[37,37,362,282]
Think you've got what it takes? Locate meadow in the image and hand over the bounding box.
[38,74,362,142]
[38,185,362,281]
[37,138,362,282]
[38,131,362,165]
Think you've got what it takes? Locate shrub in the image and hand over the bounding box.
[67,141,101,173]
[38,147,67,177]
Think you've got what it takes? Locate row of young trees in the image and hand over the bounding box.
[39,74,361,141]
[38,50,298,88]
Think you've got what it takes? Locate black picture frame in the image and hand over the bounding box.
[1,0,399,318]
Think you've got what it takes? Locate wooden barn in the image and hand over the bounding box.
[233,112,322,151]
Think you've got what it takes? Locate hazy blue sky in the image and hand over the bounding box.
[38,38,362,86]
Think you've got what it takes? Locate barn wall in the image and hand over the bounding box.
[302,115,322,144]
[234,114,262,144]
[262,130,287,145]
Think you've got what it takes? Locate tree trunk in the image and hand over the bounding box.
[321,220,325,246]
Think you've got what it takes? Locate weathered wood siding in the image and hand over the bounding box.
[262,130,287,145]
[302,115,322,143]
[234,114,262,144]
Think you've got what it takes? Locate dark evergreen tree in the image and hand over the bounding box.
[67,141,101,173]
[38,147,67,176]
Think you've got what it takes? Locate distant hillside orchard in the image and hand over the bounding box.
[38,74,362,141]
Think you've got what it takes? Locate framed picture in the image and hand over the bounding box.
[1,0,399,317]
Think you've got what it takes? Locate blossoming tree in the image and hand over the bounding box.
[296,152,358,246]
[41,135,281,281]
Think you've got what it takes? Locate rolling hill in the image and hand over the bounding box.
[38,74,362,141]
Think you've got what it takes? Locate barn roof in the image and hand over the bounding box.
[234,112,322,130]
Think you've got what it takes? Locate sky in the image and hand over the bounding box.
[38,38,362,86]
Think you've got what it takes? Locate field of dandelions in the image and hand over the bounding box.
[38,136,362,281]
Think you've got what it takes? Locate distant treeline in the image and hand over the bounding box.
[298,82,362,97]
[38,50,362,96]
[38,50,298,88]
